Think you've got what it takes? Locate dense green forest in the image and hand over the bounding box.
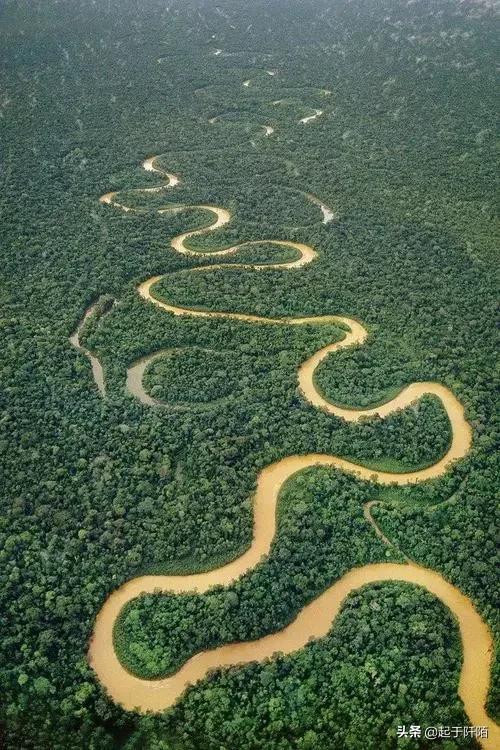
[1,0,498,748]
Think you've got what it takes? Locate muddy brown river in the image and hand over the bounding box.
[69,302,106,396]
[86,158,497,748]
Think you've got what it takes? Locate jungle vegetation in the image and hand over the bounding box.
[0,0,498,748]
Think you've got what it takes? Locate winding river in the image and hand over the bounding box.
[306,191,335,223]
[69,299,110,396]
[300,108,323,124]
[87,157,498,748]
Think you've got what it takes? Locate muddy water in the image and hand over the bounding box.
[99,192,132,212]
[142,156,179,186]
[69,303,106,396]
[363,501,402,552]
[89,156,498,748]
[126,351,167,407]
[98,159,178,214]
[89,555,498,750]
[300,109,323,124]
[306,192,335,223]
[298,363,473,483]
[126,348,224,409]
[317,203,334,223]
[167,205,233,256]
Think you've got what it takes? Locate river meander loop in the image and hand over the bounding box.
[86,157,498,749]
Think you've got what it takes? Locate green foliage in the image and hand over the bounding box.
[144,348,244,404]
[114,472,395,679]
[167,583,472,750]
[0,0,497,749]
